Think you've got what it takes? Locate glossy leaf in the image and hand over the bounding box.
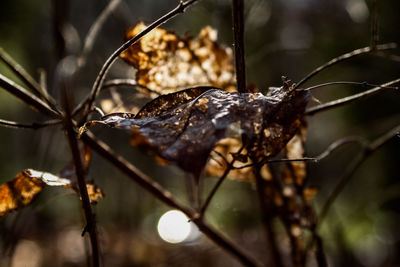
[81,86,310,178]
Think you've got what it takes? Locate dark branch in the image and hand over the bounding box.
[0,118,61,130]
[102,78,161,96]
[370,0,379,47]
[77,0,121,68]
[63,91,100,267]
[305,78,400,115]
[232,0,246,93]
[300,81,399,92]
[0,47,57,109]
[253,165,284,267]
[200,158,235,216]
[294,43,397,89]
[319,124,400,223]
[0,73,61,118]
[235,136,367,169]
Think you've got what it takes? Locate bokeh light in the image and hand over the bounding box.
[157,210,192,244]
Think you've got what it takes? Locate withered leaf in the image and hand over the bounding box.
[283,126,307,186]
[120,22,235,94]
[0,169,104,217]
[81,86,309,178]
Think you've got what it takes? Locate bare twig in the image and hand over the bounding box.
[81,131,262,267]
[0,73,61,118]
[0,118,61,129]
[319,124,400,223]
[294,43,397,89]
[200,159,235,216]
[371,0,379,47]
[314,234,328,267]
[77,0,121,68]
[301,81,399,92]
[0,47,57,108]
[73,0,200,120]
[38,69,48,96]
[253,165,284,267]
[235,136,367,169]
[102,78,161,96]
[305,78,400,115]
[63,91,100,267]
[232,0,246,93]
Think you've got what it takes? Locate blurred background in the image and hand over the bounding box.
[0,0,399,266]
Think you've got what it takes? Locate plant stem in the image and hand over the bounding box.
[319,124,400,223]
[0,73,61,118]
[63,91,100,267]
[0,47,56,108]
[253,165,284,267]
[305,78,400,115]
[77,0,121,69]
[232,0,246,93]
[0,119,61,129]
[294,43,397,89]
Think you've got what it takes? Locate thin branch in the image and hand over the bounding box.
[77,0,121,68]
[81,131,262,267]
[314,233,328,267]
[102,78,161,96]
[232,0,246,93]
[319,124,400,223]
[235,136,367,169]
[38,69,48,96]
[63,91,100,267]
[294,43,397,89]
[200,159,235,216]
[0,118,61,129]
[253,165,284,267]
[0,73,61,118]
[301,81,399,92]
[305,78,400,115]
[73,0,200,119]
[370,0,379,47]
[0,47,57,108]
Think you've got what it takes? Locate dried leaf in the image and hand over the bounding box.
[0,169,104,217]
[206,138,255,182]
[284,126,307,186]
[205,138,273,183]
[120,23,235,94]
[303,187,318,205]
[81,86,309,178]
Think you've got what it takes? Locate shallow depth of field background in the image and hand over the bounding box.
[0,0,399,266]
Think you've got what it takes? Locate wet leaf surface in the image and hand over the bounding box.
[81,86,310,178]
